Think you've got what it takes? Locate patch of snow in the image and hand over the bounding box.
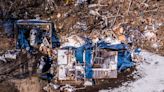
[99,51,164,92]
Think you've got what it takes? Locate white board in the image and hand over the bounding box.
[58,50,68,65]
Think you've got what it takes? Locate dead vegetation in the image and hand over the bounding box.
[50,0,164,55]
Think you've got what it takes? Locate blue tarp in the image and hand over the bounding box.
[74,41,93,79]
[85,49,93,79]
[16,28,59,52]
[64,40,134,77]
[135,48,141,55]
[97,41,128,50]
[75,47,93,79]
[16,29,30,51]
[97,41,134,71]
[75,40,92,64]
[117,50,134,72]
[75,47,93,78]
[16,19,60,49]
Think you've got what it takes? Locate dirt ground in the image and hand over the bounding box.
[0,29,15,51]
[11,77,44,92]
[0,81,18,92]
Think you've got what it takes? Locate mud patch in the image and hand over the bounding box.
[11,77,45,92]
[0,81,19,92]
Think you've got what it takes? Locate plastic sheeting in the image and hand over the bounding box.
[97,41,134,71]
[135,48,141,55]
[75,39,92,63]
[75,46,84,63]
[85,49,93,79]
[75,48,93,79]
[98,42,135,72]
[117,50,134,72]
[98,41,128,50]
[74,41,93,79]
[16,29,30,51]
[70,40,134,77]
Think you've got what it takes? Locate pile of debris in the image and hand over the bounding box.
[0,18,144,92]
[0,0,163,92]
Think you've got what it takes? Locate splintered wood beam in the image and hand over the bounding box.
[127,0,132,15]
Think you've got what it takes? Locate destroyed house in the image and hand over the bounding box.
[56,34,134,84]
[15,19,60,53]
[56,37,119,84]
[57,48,118,80]
[13,19,134,85]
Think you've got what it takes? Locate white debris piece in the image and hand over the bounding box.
[43,85,49,92]
[151,42,159,49]
[88,4,99,8]
[39,56,46,70]
[89,10,100,16]
[73,22,88,31]
[104,36,121,45]
[43,37,50,47]
[0,50,19,62]
[131,52,143,63]
[75,0,86,6]
[84,80,93,86]
[4,51,17,59]
[58,65,67,80]
[30,29,38,46]
[49,83,60,90]
[61,35,85,48]
[0,55,7,62]
[92,37,99,44]
[57,50,68,65]
[143,31,156,40]
[60,84,76,92]
[109,61,117,70]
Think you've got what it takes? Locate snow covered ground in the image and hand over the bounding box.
[99,51,164,92]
